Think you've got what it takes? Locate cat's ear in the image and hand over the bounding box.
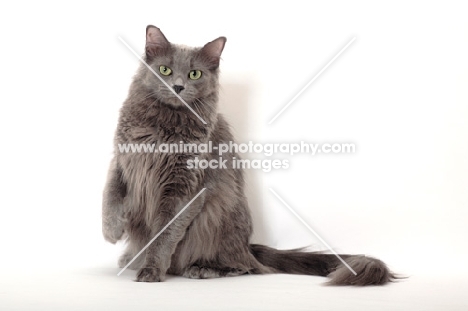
[145,25,170,58]
[200,37,227,69]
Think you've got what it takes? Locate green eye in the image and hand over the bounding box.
[159,65,172,76]
[189,70,202,80]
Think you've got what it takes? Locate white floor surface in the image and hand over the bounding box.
[3,263,467,311]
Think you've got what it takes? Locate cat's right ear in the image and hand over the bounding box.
[145,25,170,59]
[200,37,227,69]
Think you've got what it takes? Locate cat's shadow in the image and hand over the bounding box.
[218,81,269,244]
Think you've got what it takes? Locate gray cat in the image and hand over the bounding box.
[102,25,396,285]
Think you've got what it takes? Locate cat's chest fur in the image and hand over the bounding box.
[116,107,211,213]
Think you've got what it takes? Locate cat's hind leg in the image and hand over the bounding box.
[183,265,247,279]
[118,242,146,270]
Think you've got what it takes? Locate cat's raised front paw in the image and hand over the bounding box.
[102,216,125,244]
[136,267,163,282]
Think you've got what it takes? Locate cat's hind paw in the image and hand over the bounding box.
[183,265,245,279]
[118,252,133,268]
[136,267,163,282]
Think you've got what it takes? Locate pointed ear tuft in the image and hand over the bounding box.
[200,37,227,69]
[145,25,170,58]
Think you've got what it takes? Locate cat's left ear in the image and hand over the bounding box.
[200,37,227,69]
[145,25,170,59]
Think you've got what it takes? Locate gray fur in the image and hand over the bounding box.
[102,25,397,285]
[327,256,395,286]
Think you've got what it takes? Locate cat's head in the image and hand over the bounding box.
[141,25,226,108]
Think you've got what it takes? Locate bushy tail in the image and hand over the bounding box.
[250,244,397,286]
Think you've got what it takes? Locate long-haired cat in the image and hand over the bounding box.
[102,25,395,285]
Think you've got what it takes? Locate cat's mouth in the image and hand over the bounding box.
[162,96,190,108]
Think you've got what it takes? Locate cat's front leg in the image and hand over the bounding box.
[102,158,127,243]
[136,191,205,282]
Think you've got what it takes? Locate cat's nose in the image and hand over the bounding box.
[173,85,185,94]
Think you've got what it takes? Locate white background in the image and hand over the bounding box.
[1,0,467,310]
